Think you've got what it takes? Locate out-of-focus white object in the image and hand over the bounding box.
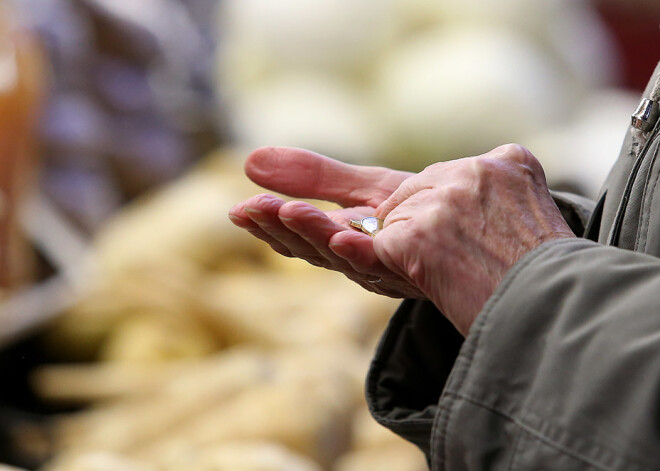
[395,0,618,88]
[524,89,640,199]
[229,74,381,163]
[218,0,400,77]
[216,0,619,171]
[375,26,569,166]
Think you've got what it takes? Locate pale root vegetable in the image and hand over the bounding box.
[41,451,156,471]
[31,362,188,404]
[349,407,410,450]
[42,257,210,361]
[90,152,266,276]
[52,349,272,454]
[98,310,218,364]
[271,344,371,405]
[332,444,428,471]
[159,441,322,471]
[201,270,394,348]
[138,369,355,469]
[50,346,365,461]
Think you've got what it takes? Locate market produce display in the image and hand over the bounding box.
[13,150,424,471]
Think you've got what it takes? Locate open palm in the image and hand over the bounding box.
[229,147,424,298]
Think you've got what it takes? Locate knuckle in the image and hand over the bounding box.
[406,259,427,290]
[423,161,445,173]
[443,184,472,208]
[497,143,528,160]
[477,144,544,182]
[278,200,303,217]
[498,143,539,168]
[252,193,280,209]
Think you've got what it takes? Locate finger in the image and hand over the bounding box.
[229,201,293,256]
[324,205,405,276]
[328,228,408,280]
[277,201,356,271]
[374,177,434,221]
[245,147,412,208]
[243,195,331,266]
[374,158,468,220]
[328,230,378,271]
[228,201,259,230]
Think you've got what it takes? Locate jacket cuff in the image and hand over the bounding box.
[365,298,463,455]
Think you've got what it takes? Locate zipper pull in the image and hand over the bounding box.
[632,98,659,133]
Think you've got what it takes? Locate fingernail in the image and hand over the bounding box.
[244,207,265,221]
[330,243,356,259]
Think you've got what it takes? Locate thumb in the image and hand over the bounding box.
[374,178,418,220]
[245,147,412,208]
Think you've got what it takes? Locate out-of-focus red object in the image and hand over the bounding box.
[595,0,660,92]
[0,1,45,291]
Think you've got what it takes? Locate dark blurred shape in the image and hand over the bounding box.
[13,0,222,234]
[595,0,660,92]
[0,336,59,469]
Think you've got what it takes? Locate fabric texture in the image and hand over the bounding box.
[366,62,660,470]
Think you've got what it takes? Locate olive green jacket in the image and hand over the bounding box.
[366,62,660,470]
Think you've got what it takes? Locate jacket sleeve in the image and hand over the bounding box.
[367,238,660,469]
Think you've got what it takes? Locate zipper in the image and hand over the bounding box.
[607,122,660,245]
[606,74,660,246]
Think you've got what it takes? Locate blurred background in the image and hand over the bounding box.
[0,0,657,470]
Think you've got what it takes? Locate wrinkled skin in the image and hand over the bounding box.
[228,146,420,299]
[229,144,575,335]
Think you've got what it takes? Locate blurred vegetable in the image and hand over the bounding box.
[217,0,618,178]
[374,25,570,167]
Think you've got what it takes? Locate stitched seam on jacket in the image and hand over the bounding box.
[505,423,525,471]
[637,159,659,251]
[637,137,660,251]
[431,238,581,470]
[447,392,651,471]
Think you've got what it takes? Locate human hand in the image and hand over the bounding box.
[228,147,424,298]
[373,144,576,335]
